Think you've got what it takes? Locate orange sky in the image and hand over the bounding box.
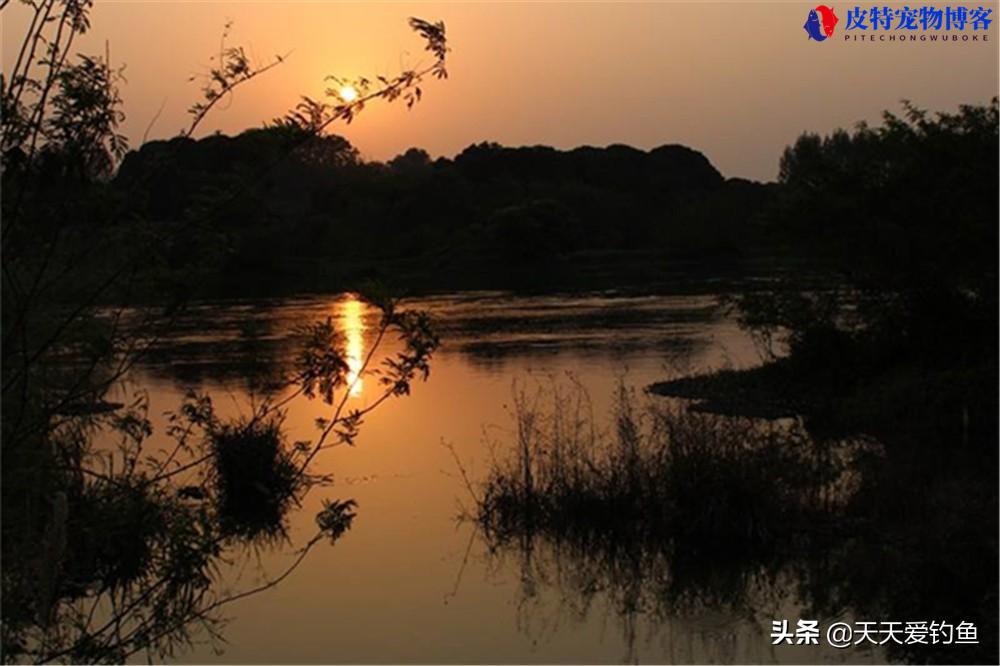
[3,1,998,180]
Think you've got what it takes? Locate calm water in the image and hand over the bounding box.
[117,292,875,664]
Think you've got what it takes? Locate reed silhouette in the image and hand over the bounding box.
[468,378,996,663]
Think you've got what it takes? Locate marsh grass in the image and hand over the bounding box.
[208,415,306,544]
[468,379,872,651]
[477,380,846,552]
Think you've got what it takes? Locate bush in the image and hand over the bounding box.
[208,415,305,543]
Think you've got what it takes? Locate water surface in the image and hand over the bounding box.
[122,291,870,664]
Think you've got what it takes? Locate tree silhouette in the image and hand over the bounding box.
[1,4,448,661]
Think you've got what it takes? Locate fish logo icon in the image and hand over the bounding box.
[804,5,839,41]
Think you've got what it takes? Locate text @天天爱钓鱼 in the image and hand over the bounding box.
[770,619,978,648]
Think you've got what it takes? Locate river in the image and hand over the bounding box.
[115,291,875,664]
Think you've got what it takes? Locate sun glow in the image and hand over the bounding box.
[341,296,365,397]
[338,85,359,103]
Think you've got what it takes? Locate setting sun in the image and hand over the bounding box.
[339,84,359,102]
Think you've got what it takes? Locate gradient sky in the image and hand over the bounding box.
[3,1,998,180]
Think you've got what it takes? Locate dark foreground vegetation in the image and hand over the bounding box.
[3,3,445,661]
[471,99,999,665]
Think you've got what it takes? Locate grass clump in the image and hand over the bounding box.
[208,414,306,544]
[476,380,843,552]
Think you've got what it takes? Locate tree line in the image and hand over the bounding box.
[113,132,777,294]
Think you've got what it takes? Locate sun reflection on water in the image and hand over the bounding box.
[341,296,365,397]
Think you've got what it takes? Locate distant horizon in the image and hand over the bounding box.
[118,95,1000,183]
[131,128,785,182]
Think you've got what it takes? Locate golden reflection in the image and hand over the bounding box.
[341,296,365,397]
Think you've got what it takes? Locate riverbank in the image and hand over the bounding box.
[148,249,835,304]
[646,325,999,663]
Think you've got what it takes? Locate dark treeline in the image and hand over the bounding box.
[114,131,777,294]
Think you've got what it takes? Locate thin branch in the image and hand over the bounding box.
[183,53,289,139]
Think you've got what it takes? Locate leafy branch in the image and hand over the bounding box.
[275,17,448,136]
[183,20,290,138]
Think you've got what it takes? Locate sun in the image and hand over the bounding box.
[339,85,359,103]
